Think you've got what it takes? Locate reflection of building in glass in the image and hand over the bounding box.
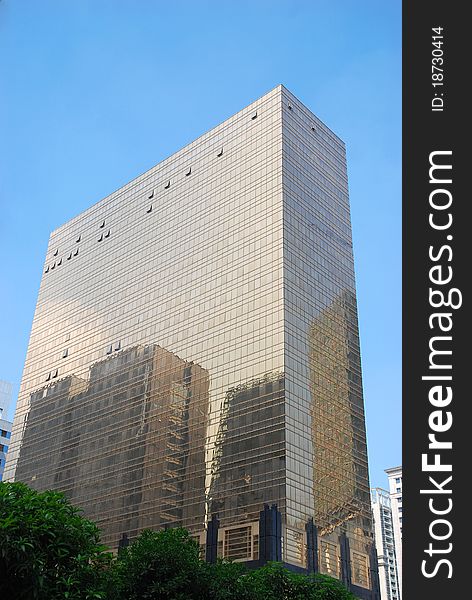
[371,488,401,600]
[309,291,369,533]
[281,88,376,599]
[16,345,209,548]
[8,86,376,597]
[208,372,285,524]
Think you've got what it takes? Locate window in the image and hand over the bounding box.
[319,541,339,578]
[146,205,153,214]
[253,534,259,560]
[217,148,223,157]
[62,349,68,359]
[45,266,49,273]
[105,230,110,238]
[224,526,251,561]
[51,262,56,270]
[311,125,316,132]
[74,248,79,256]
[98,234,103,242]
[67,252,72,260]
[351,552,370,588]
[57,258,62,266]
[288,104,293,110]
[52,369,58,378]
[148,189,155,199]
[164,180,171,189]
[185,167,192,176]
[395,477,401,483]
[251,111,257,120]
[114,341,121,351]
[100,220,106,228]
[396,487,401,493]
[76,235,81,243]
[53,249,58,256]
[106,345,113,355]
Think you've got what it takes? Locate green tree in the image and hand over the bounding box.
[240,562,357,600]
[112,528,211,600]
[112,529,357,600]
[1,481,357,600]
[310,573,359,600]
[0,481,112,600]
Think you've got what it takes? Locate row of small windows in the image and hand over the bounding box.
[45,369,59,382]
[45,249,79,272]
[98,230,111,242]
[44,248,79,273]
[106,341,122,355]
[144,146,229,214]
[45,219,110,273]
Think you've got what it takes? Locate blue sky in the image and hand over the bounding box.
[0,0,401,489]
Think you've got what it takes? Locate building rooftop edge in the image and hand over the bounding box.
[385,466,402,474]
[50,84,285,237]
[49,84,345,238]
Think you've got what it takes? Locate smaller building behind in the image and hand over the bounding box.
[371,488,400,600]
[385,466,402,594]
[0,418,13,481]
[0,380,14,481]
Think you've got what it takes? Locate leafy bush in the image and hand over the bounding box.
[111,528,209,600]
[0,482,112,600]
[240,562,357,600]
[1,481,357,599]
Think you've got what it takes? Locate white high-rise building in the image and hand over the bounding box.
[371,488,400,600]
[0,380,13,420]
[0,381,13,481]
[385,467,402,594]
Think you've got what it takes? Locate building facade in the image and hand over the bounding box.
[385,466,402,594]
[0,379,13,420]
[6,86,377,598]
[0,381,13,481]
[371,488,401,600]
[0,418,12,481]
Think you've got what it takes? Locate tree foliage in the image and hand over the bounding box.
[1,481,357,600]
[231,562,357,600]
[111,530,357,600]
[112,528,210,600]
[0,482,112,600]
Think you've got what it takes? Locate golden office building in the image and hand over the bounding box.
[6,86,377,599]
